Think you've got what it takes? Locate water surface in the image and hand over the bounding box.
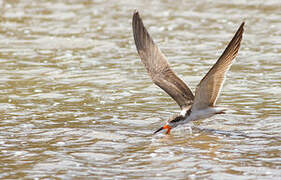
[0,0,280,179]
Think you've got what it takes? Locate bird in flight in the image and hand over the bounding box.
[132,10,244,135]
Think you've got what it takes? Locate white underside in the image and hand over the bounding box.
[179,107,226,125]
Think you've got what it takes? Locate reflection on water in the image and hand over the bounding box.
[0,0,280,179]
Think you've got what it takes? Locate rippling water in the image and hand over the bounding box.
[0,0,280,179]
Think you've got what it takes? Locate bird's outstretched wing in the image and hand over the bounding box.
[192,22,244,110]
[132,11,194,110]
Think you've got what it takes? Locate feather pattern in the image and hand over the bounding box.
[192,22,244,110]
[132,11,194,109]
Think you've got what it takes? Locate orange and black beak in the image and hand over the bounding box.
[153,125,171,134]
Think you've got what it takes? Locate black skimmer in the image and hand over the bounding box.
[132,11,244,135]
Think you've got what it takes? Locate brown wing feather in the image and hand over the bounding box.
[132,11,194,109]
[192,22,244,110]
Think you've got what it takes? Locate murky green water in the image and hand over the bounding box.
[0,0,280,179]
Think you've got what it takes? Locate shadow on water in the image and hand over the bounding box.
[191,126,271,139]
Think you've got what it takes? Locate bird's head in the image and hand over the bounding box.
[153,114,186,135]
[153,124,172,135]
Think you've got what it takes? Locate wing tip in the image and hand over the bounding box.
[133,9,140,20]
[134,9,139,15]
[132,9,141,29]
[238,21,245,34]
[132,9,145,51]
